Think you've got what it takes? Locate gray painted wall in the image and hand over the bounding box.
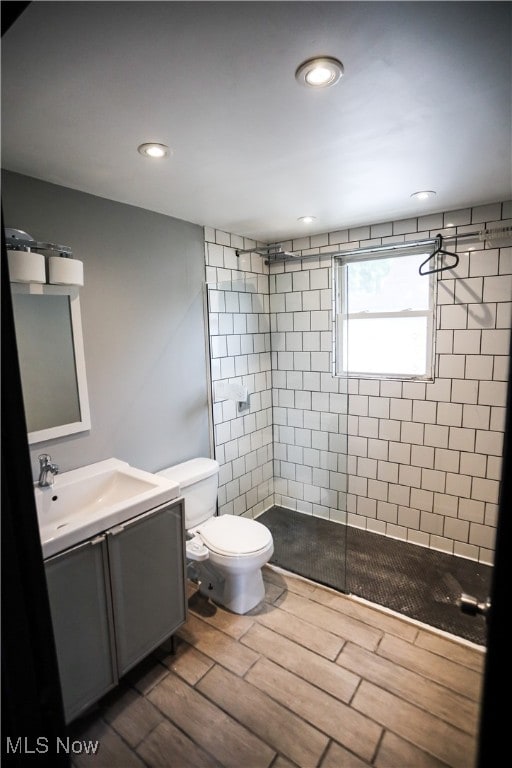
[2,171,211,479]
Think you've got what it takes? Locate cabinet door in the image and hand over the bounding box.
[45,536,117,723]
[107,500,186,677]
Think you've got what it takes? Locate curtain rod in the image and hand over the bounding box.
[264,230,484,265]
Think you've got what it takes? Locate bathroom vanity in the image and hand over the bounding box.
[36,459,186,723]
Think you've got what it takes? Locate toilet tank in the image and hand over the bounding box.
[157,458,219,529]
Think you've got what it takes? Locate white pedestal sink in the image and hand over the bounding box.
[35,458,181,558]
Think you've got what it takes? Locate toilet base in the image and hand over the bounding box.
[195,561,265,614]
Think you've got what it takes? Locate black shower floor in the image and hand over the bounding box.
[258,506,492,646]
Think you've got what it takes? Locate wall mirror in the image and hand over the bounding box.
[11,283,91,444]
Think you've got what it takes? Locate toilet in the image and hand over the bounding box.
[158,458,273,614]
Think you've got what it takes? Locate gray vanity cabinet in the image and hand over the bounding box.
[44,499,186,723]
[45,535,117,723]
[107,502,187,676]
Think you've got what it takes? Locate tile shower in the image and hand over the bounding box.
[204,202,511,610]
[205,234,274,521]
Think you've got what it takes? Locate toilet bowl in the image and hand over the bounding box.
[158,458,273,614]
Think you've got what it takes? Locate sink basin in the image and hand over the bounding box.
[35,458,180,558]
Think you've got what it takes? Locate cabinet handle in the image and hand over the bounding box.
[108,524,125,537]
[90,535,105,547]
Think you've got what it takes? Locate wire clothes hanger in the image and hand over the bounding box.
[419,233,459,276]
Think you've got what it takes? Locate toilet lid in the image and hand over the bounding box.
[197,515,272,556]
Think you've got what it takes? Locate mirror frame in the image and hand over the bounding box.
[11,283,91,444]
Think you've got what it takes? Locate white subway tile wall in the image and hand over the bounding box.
[205,233,274,520]
[205,202,511,564]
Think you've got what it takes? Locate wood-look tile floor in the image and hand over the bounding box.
[70,566,485,768]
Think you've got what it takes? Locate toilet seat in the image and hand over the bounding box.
[195,515,272,557]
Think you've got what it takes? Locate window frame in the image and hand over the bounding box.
[333,250,437,381]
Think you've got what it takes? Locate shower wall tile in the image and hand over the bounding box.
[269,201,511,565]
[204,205,509,564]
[205,228,273,520]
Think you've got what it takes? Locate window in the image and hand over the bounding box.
[334,251,436,379]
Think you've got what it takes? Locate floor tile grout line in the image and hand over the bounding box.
[348,671,480,737]
[269,600,388,653]
[370,727,387,767]
[239,637,359,706]
[338,638,482,709]
[192,665,308,765]
[242,650,264,680]
[234,622,341,663]
[268,753,300,768]
[189,594,482,698]
[263,575,485,670]
[243,610,345,662]
[350,676,481,741]
[413,628,486,656]
[346,672,365,708]
[316,738,335,768]
[373,644,483,702]
[134,670,232,768]
[334,650,481,739]
[97,713,153,768]
[393,736,454,768]
[236,617,257,642]
[187,590,481,714]
[69,571,483,768]
[374,632,386,654]
[295,593,437,649]
[272,575,424,636]
[236,621,480,732]
[163,637,219,688]
[218,657,385,761]
[102,683,165,747]
[190,597,343,663]
[131,718,167,763]
[197,660,376,763]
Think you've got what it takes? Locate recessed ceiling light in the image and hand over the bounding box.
[295,57,344,88]
[411,190,436,201]
[298,216,317,224]
[137,142,170,159]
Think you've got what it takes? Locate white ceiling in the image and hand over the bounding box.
[2,1,511,242]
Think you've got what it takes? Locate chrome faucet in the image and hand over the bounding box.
[38,454,59,488]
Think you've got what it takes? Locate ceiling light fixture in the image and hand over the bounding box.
[298,216,317,224]
[295,56,344,88]
[411,190,436,201]
[137,142,170,159]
